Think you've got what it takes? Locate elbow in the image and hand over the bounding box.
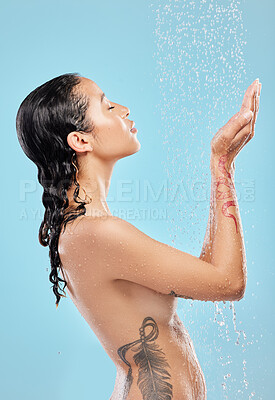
[229,279,246,301]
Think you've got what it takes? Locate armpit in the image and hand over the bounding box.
[168,290,193,300]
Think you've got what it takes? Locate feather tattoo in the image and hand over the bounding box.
[117,316,173,400]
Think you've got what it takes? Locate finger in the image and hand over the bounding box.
[258,82,262,96]
[255,82,261,122]
[256,94,260,112]
[257,81,261,109]
[224,109,253,141]
[250,84,258,135]
[230,121,253,156]
[251,92,257,136]
[255,94,260,122]
[241,79,259,110]
[229,79,258,127]
[250,79,261,135]
[231,80,260,152]
[240,120,254,148]
[246,80,258,114]
[255,96,259,123]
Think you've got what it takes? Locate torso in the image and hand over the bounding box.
[58,215,207,400]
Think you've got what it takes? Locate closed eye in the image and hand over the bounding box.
[109,106,115,110]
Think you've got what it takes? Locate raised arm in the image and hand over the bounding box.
[200,79,261,271]
[70,212,243,302]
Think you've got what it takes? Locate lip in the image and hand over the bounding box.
[130,121,137,133]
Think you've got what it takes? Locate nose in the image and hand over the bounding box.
[123,106,130,119]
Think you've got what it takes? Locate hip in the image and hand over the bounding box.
[111,314,206,400]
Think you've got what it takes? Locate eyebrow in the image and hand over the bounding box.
[101,92,106,103]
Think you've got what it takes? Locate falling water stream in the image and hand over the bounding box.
[149,0,258,398]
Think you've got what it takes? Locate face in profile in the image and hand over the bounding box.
[76,77,141,162]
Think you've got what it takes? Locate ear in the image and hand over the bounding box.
[67,131,93,153]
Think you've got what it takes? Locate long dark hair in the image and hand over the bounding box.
[16,73,95,308]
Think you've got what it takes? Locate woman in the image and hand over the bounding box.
[16,73,261,400]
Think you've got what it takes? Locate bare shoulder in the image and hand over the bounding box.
[61,214,130,236]
[61,214,140,237]
[58,214,132,253]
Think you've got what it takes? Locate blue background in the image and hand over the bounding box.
[1,0,274,399]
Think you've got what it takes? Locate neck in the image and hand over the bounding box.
[67,154,117,217]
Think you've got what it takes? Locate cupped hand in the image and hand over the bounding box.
[210,78,262,168]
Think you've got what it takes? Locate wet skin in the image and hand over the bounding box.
[58,215,207,400]
[59,78,261,399]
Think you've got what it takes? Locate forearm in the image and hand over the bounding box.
[199,209,213,263]
[200,187,214,263]
[200,154,247,291]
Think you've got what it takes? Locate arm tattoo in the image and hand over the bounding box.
[214,154,238,234]
[117,316,173,400]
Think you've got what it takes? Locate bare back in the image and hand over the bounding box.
[58,215,206,400]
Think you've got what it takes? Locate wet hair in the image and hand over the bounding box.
[16,72,95,308]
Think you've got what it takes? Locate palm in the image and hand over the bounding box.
[211,79,261,166]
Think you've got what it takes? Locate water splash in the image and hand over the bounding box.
[149,0,257,398]
[150,0,252,251]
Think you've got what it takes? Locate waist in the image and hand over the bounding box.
[112,315,206,400]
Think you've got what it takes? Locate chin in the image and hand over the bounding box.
[129,141,141,155]
[119,142,141,160]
